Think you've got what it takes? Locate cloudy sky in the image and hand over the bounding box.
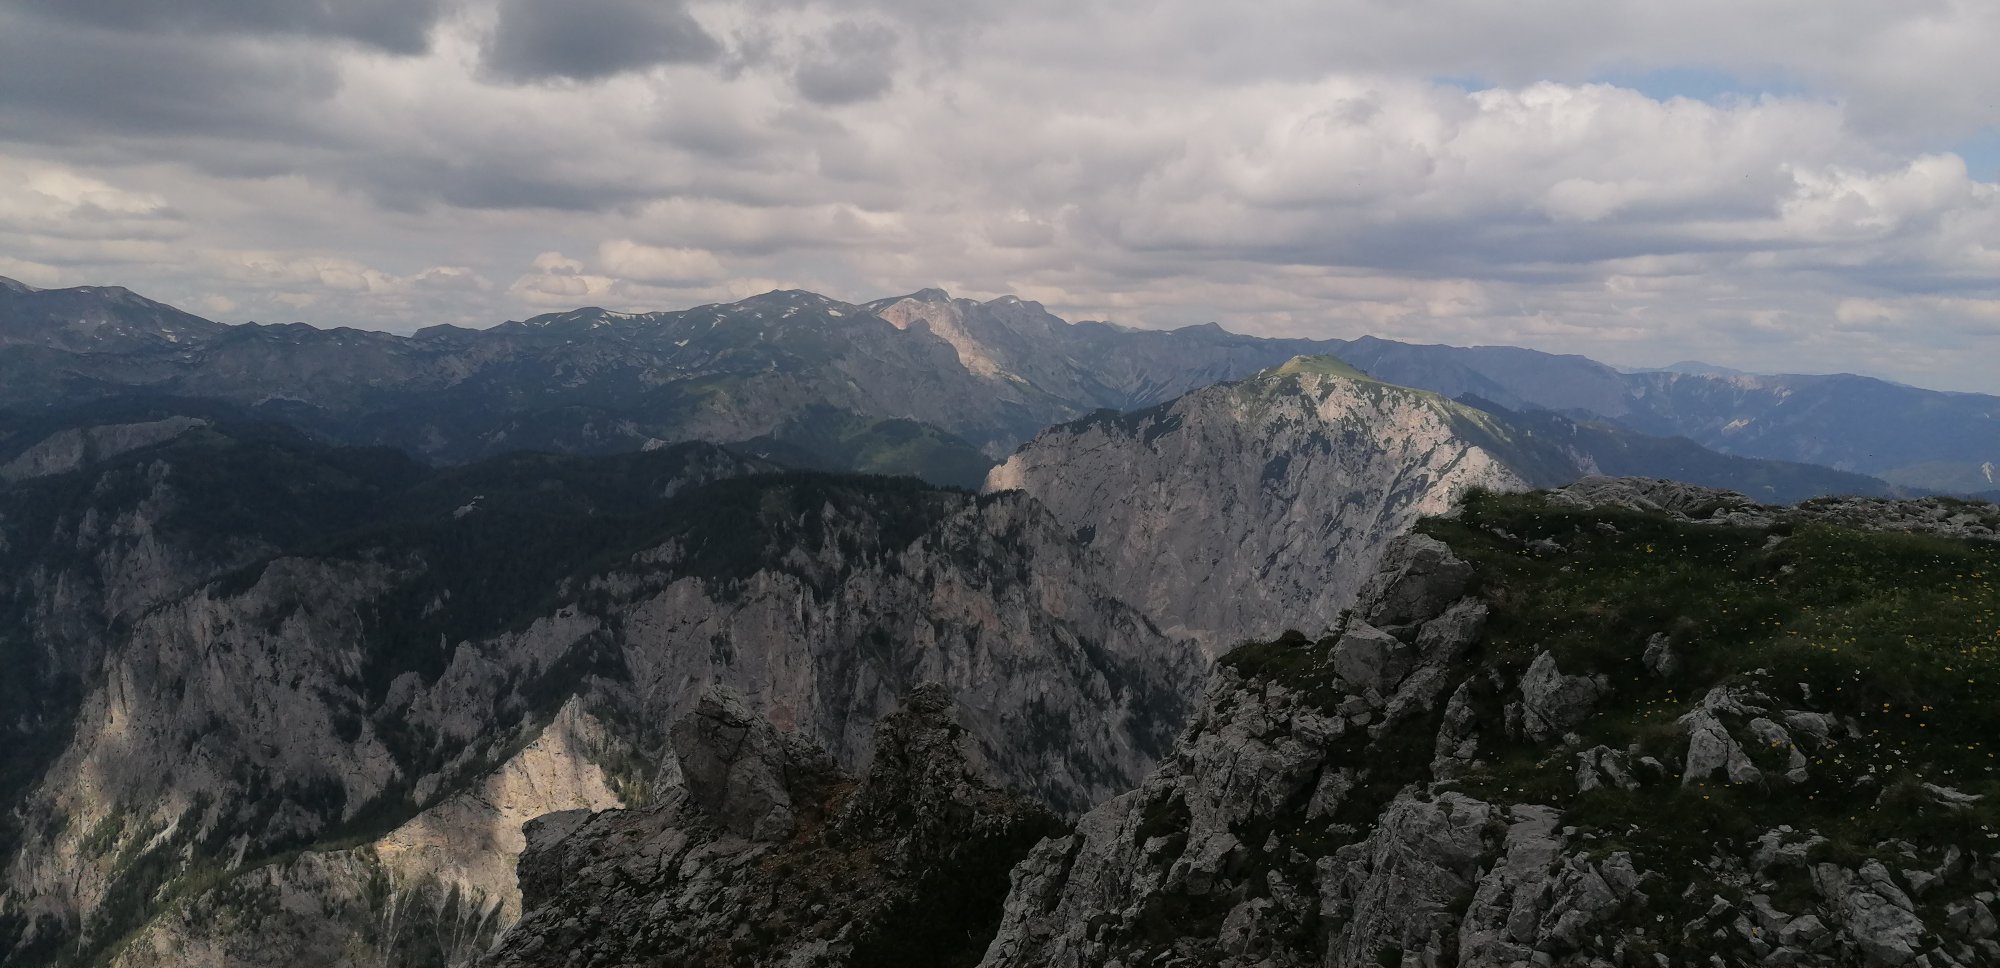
[4,0,2000,392]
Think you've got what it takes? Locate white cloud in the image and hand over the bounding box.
[0,0,1999,390]
[595,240,725,284]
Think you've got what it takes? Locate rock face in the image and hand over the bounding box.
[985,358,1533,647]
[976,532,1501,968]
[485,685,1062,967]
[105,700,618,968]
[978,486,2000,968]
[0,429,1201,967]
[0,416,207,482]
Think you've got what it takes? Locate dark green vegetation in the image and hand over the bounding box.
[1426,490,1999,955]
[1426,489,1998,797]
[727,404,997,490]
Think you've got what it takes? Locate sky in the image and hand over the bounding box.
[4,1,2000,393]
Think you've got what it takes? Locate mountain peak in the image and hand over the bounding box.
[728,289,869,319]
[740,288,837,305]
[1267,354,1376,383]
[0,275,38,294]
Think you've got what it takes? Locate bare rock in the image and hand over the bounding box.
[1518,651,1611,743]
[1360,533,1477,628]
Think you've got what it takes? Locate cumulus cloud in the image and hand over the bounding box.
[2,0,2000,389]
[596,240,726,284]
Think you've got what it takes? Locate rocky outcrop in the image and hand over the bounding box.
[978,492,2000,968]
[985,358,1532,648]
[978,533,1495,967]
[484,685,1061,967]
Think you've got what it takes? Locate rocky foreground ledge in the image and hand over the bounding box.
[977,478,2000,968]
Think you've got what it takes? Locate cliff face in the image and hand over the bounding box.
[0,430,1200,967]
[979,480,2000,968]
[986,358,1531,649]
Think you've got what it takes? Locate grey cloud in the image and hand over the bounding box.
[792,22,899,105]
[332,155,658,213]
[11,0,445,54]
[0,14,338,141]
[484,0,721,82]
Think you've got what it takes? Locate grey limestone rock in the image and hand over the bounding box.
[1575,745,1639,792]
[1322,792,1500,967]
[1643,632,1681,677]
[669,687,838,841]
[1545,476,1752,517]
[487,687,1060,968]
[1517,651,1611,743]
[1679,686,1771,787]
[1333,622,1416,699]
[1361,533,1479,629]
[986,369,1521,650]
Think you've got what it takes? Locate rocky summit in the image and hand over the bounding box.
[986,357,1532,649]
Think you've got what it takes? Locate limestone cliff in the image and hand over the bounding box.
[0,431,1199,967]
[985,357,1534,649]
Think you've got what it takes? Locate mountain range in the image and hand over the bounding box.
[2,277,1995,499]
[2,276,1998,966]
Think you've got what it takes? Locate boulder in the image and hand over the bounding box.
[1517,652,1611,743]
[1359,534,1474,628]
